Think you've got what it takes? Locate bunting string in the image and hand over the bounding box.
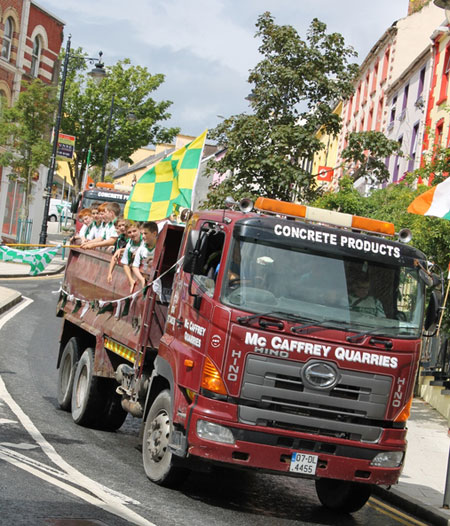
[59,256,184,318]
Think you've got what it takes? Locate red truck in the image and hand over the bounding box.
[56,197,440,513]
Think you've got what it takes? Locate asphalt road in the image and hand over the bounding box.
[0,276,432,526]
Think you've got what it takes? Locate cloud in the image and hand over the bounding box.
[39,0,410,136]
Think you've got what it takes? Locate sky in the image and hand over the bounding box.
[36,0,411,139]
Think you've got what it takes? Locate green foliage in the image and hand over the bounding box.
[204,12,358,208]
[314,176,450,273]
[341,131,405,183]
[0,79,56,219]
[313,176,368,216]
[61,52,179,192]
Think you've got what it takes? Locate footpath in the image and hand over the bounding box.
[0,244,450,524]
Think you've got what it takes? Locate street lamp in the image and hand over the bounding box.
[434,0,450,24]
[38,36,106,245]
[101,94,137,181]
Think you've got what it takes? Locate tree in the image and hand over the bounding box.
[0,79,56,231]
[341,131,404,185]
[203,13,359,207]
[60,51,179,192]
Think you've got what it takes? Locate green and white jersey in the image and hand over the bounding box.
[132,242,156,270]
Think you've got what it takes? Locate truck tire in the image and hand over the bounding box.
[97,379,127,431]
[142,390,188,488]
[71,348,105,427]
[315,478,372,513]
[57,337,81,411]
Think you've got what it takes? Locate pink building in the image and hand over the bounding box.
[333,1,443,193]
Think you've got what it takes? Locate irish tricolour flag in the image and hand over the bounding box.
[408,177,450,220]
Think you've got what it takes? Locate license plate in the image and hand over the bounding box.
[289,452,318,475]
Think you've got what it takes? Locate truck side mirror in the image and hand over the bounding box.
[71,193,81,214]
[424,290,441,332]
[183,231,200,273]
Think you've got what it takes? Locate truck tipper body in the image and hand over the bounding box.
[56,198,435,513]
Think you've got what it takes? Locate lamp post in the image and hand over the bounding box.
[434,0,450,23]
[38,38,106,245]
[101,95,137,182]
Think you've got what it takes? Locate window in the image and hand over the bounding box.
[192,227,225,297]
[408,123,419,172]
[376,97,384,131]
[438,47,450,104]
[30,36,41,77]
[393,136,403,182]
[371,61,379,93]
[382,48,390,82]
[390,96,397,124]
[221,237,425,339]
[346,96,353,122]
[368,108,373,131]
[402,84,409,111]
[364,73,370,99]
[355,84,361,113]
[1,17,13,61]
[417,67,426,100]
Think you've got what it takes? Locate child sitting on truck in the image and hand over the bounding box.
[85,202,102,241]
[119,222,143,292]
[132,221,158,288]
[81,202,120,250]
[106,219,131,284]
[70,208,93,245]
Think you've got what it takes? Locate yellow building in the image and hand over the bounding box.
[311,101,342,191]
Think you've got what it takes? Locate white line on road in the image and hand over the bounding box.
[0,296,33,330]
[0,376,156,526]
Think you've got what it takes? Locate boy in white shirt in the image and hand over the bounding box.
[119,222,142,292]
[82,202,120,250]
[132,222,158,288]
[85,203,102,241]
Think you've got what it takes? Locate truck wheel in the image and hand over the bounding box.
[97,379,128,431]
[142,390,188,488]
[71,348,104,427]
[57,337,81,411]
[315,478,371,513]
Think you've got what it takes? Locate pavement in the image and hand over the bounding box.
[0,244,450,524]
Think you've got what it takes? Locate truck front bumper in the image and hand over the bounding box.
[185,394,405,486]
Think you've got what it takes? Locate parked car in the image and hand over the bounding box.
[48,199,72,222]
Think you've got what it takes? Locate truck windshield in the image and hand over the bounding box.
[221,238,425,339]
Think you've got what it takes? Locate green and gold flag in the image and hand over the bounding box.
[124,130,207,221]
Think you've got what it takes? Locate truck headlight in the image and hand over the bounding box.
[196,420,235,444]
[370,451,404,468]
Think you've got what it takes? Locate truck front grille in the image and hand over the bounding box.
[238,354,392,443]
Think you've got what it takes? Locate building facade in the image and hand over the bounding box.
[0,0,64,241]
[385,46,433,182]
[332,0,443,191]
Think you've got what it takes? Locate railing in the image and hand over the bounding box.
[16,218,32,244]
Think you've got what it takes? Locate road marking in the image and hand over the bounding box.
[0,296,33,330]
[0,376,156,526]
[368,497,429,526]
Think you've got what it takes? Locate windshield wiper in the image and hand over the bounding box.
[291,318,352,334]
[236,310,309,327]
[346,330,393,348]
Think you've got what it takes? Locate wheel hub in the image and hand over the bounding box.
[146,411,170,462]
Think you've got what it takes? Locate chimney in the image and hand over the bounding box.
[408,0,431,15]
